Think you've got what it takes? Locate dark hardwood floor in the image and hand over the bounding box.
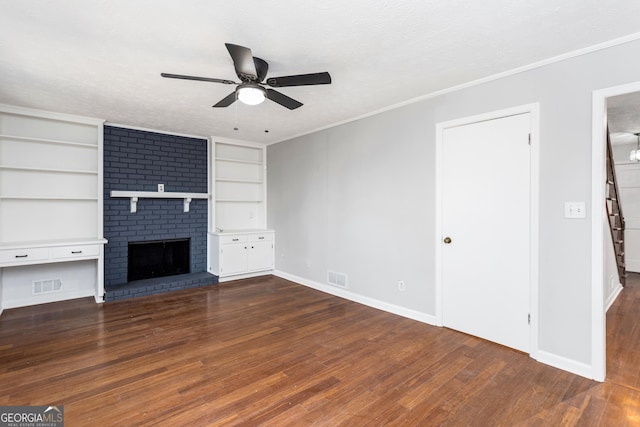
[607,273,640,394]
[1,274,639,426]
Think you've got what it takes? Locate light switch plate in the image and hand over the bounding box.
[564,202,586,219]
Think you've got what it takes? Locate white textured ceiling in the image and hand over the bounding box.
[1,1,639,144]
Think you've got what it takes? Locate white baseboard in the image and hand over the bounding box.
[605,282,623,312]
[218,270,272,282]
[273,270,437,326]
[536,350,595,380]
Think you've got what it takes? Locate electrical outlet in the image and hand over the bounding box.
[158,183,165,193]
[564,201,585,219]
[398,280,405,292]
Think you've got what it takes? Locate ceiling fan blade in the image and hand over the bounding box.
[266,72,331,87]
[266,89,303,110]
[161,73,236,85]
[253,57,269,83]
[225,43,258,81]
[212,91,237,108]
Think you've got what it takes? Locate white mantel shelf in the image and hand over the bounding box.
[110,190,209,213]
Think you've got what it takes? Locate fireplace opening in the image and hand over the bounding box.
[128,238,190,282]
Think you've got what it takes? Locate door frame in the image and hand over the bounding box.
[434,103,540,358]
[591,81,640,382]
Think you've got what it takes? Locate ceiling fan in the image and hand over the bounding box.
[161,43,331,110]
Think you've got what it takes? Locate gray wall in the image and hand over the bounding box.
[267,39,640,369]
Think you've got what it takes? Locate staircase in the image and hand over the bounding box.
[606,128,626,287]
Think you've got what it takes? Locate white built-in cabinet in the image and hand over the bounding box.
[0,104,106,313]
[209,141,274,281]
[210,230,274,278]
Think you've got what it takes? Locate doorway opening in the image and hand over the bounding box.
[592,82,640,382]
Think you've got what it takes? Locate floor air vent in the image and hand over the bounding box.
[32,279,62,295]
[328,271,348,289]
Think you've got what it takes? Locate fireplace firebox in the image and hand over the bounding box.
[128,238,190,282]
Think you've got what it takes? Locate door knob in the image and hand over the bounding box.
[443,237,452,244]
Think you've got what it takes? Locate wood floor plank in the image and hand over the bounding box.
[1,274,639,425]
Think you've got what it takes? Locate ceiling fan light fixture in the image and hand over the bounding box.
[237,84,266,106]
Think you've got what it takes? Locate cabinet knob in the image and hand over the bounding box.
[443,237,452,244]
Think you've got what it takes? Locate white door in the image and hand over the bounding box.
[442,113,531,352]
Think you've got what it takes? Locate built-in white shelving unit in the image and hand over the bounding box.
[0,104,106,313]
[210,141,273,281]
[214,142,266,227]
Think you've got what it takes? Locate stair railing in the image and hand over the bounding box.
[605,127,626,287]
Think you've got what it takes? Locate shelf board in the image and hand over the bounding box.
[0,196,98,201]
[211,229,274,235]
[215,199,263,203]
[215,178,263,184]
[0,165,98,174]
[0,134,98,148]
[0,237,107,250]
[110,190,209,199]
[215,157,263,166]
[110,190,209,213]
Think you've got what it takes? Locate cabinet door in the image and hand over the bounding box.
[247,240,273,272]
[220,243,247,275]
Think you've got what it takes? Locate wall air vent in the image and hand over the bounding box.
[32,279,63,295]
[327,271,348,289]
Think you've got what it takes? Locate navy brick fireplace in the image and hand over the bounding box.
[103,125,216,301]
